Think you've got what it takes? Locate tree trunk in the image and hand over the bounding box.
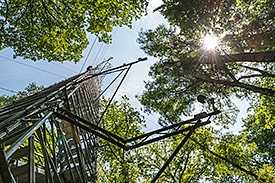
[199,78,275,97]
[201,51,275,64]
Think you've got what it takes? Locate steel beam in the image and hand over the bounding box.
[28,135,35,183]
[59,108,126,143]
[151,120,201,183]
[0,145,16,183]
[128,121,211,149]
[54,112,127,149]
[6,112,53,159]
[126,110,220,143]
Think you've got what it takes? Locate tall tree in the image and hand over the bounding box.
[135,0,275,182]
[137,0,275,124]
[0,0,148,62]
[155,0,274,52]
[242,95,275,166]
[97,96,150,182]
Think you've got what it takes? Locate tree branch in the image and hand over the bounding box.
[201,51,275,64]
[176,80,201,94]
[199,77,275,97]
[178,151,190,182]
[41,0,62,27]
[1,0,9,32]
[186,166,206,183]
[49,0,64,16]
[107,144,119,160]
[238,74,269,81]
[190,137,263,181]
[220,63,238,82]
[239,64,275,77]
[166,51,275,66]
[12,0,31,29]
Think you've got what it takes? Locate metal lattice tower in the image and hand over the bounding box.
[0,67,101,183]
[0,57,221,183]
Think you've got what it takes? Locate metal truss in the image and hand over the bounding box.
[0,66,102,183]
[0,58,148,183]
[55,105,220,183]
[0,56,220,183]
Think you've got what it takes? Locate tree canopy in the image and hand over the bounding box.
[0,0,148,62]
[1,0,275,182]
[97,96,275,182]
[135,0,275,182]
[155,0,274,52]
[0,82,43,106]
[137,0,275,124]
[98,96,150,182]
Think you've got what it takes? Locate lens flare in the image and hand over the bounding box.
[203,34,219,50]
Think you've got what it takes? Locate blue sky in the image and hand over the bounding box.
[0,0,248,133]
[0,1,165,95]
[0,0,166,130]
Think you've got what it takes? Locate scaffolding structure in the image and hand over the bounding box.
[0,65,103,182]
[0,57,221,183]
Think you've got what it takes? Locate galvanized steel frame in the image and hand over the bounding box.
[0,57,221,183]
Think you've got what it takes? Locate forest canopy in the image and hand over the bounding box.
[0,0,148,62]
[135,0,275,182]
[138,0,275,124]
[0,0,274,182]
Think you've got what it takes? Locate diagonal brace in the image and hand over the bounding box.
[54,112,127,149]
[151,120,202,183]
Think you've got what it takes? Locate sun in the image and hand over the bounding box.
[203,34,220,50]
